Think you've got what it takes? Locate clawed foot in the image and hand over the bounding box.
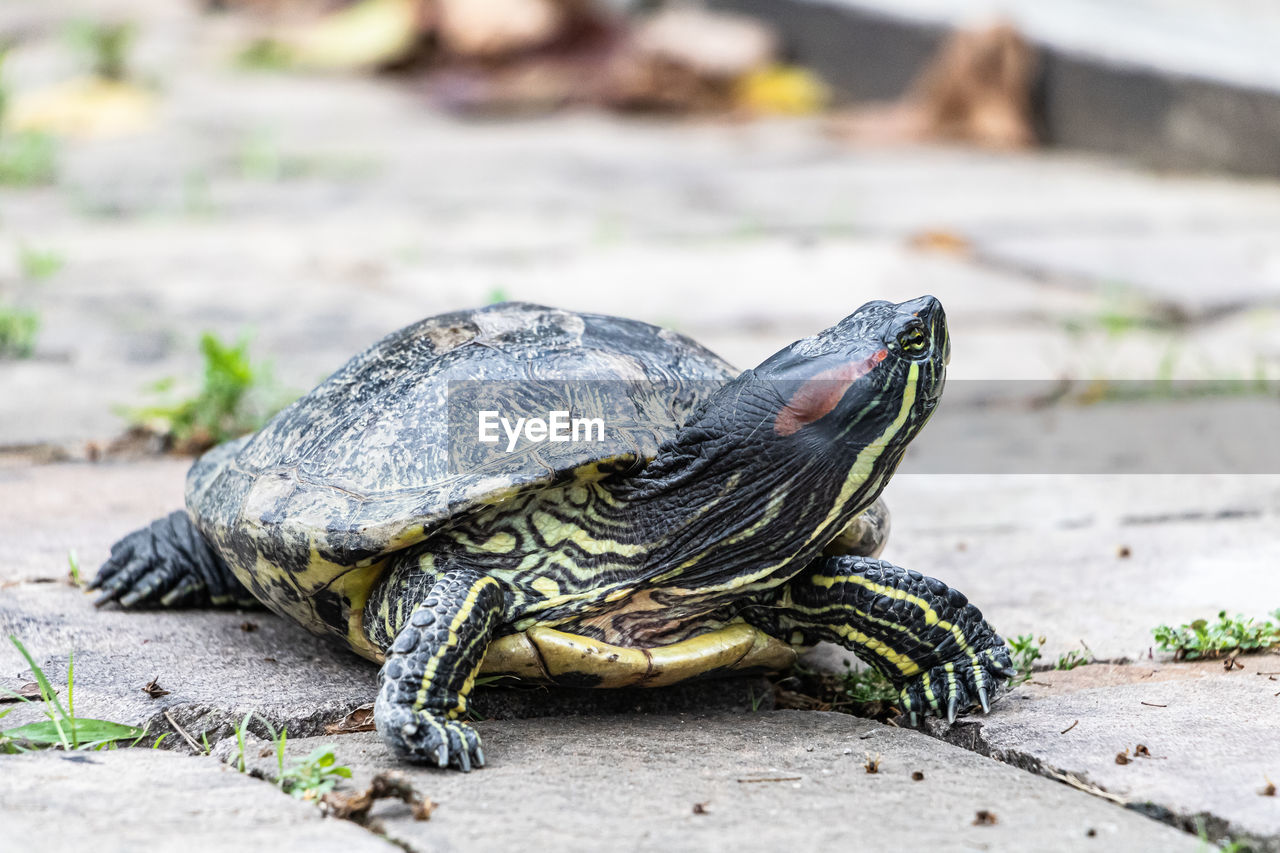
[375,703,485,772]
[90,515,199,608]
[899,642,1016,726]
[89,511,257,609]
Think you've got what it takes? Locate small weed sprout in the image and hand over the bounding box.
[0,304,39,359]
[229,713,351,800]
[1153,610,1280,660]
[232,710,254,773]
[280,745,353,800]
[0,133,58,187]
[125,331,292,453]
[67,550,83,587]
[1054,641,1094,671]
[840,661,897,703]
[0,51,58,188]
[0,637,146,752]
[1007,634,1043,687]
[64,20,135,81]
[18,245,64,280]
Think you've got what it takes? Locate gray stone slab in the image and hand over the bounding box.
[877,473,1280,662]
[973,228,1280,317]
[0,749,393,853]
[930,661,1280,851]
[224,711,1200,852]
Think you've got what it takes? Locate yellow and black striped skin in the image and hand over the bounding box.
[745,557,1014,725]
[96,297,1016,768]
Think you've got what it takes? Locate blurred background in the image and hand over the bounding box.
[0,0,1277,459]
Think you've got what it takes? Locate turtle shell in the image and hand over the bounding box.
[185,303,734,646]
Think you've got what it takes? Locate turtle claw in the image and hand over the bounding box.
[896,640,1015,725]
[377,701,485,771]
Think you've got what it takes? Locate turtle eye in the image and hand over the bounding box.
[898,327,928,355]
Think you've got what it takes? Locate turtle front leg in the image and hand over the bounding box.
[373,567,505,771]
[748,556,1015,724]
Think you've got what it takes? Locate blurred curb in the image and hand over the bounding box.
[713,0,1280,178]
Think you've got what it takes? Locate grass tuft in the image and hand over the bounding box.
[229,712,352,800]
[1,636,146,752]
[0,304,39,358]
[1007,634,1043,687]
[1153,610,1280,661]
[124,331,292,453]
[64,20,135,82]
[18,244,64,280]
[0,132,58,187]
[281,745,353,800]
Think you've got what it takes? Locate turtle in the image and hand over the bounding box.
[91,297,1015,770]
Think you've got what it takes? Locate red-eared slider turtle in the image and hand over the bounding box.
[92,298,1014,770]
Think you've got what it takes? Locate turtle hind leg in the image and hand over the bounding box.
[746,555,1015,725]
[372,566,504,771]
[89,510,259,609]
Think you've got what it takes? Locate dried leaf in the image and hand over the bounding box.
[288,0,422,71]
[908,230,972,256]
[325,703,376,735]
[0,682,44,704]
[973,810,998,826]
[142,677,170,699]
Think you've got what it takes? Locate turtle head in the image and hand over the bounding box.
[757,295,948,447]
[614,296,948,586]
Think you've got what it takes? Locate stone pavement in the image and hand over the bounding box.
[2,2,1279,851]
[220,713,1204,853]
[0,749,393,853]
[4,458,1278,850]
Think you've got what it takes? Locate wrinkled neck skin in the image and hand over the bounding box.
[610,369,917,593]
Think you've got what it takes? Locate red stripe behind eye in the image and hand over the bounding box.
[773,349,888,436]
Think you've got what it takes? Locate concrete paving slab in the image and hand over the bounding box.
[930,661,1280,851]
[0,749,394,853]
[973,228,1280,318]
[227,711,1202,853]
[879,474,1280,662]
